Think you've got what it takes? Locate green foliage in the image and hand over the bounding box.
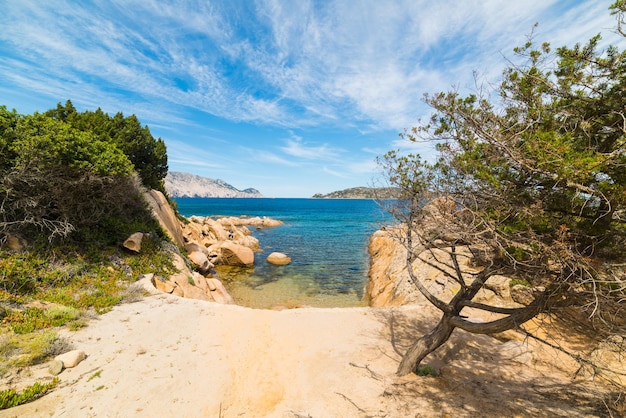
[2,306,80,334]
[1,101,169,245]
[44,101,169,192]
[385,5,626,376]
[415,365,438,377]
[0,330,71,370]
[0,378,58,410]
[4,308,51,334]
[388,13,626,275]
[510,279,531,288]
[0,100,176,404]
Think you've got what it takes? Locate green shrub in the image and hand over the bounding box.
[510,279,531,287]
[415,365,438,377]
[0,331,72,369]
[0,378,58,410]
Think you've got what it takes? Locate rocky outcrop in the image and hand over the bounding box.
[130,195,283,304]
[182,216,282,267]
[365,226,521,309]
[312,186,399,199]
[143,189,185,247]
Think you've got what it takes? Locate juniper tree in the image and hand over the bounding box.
[383,2,626,376]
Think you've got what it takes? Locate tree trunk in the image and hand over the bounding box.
[397,314,456,376]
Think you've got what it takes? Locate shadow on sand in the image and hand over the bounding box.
[370,307,624,417]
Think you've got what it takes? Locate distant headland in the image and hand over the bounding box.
[165,172,263,198]
[312,186,399,199]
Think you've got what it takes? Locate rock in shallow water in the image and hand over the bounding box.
[266,252,291,265]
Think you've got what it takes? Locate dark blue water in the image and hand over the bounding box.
[174,198,394,308]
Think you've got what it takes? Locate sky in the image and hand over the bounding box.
[1,1,624,197]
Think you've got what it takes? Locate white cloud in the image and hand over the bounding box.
[279,135,343,161]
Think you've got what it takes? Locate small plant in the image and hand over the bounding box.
[0,378,58,410]
[68,320,87,331]
[415,365,438,377]
[87,370,102,382]
[510,279,531,288]
[44,305,81,324]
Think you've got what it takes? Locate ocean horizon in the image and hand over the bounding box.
[174,197,395,308]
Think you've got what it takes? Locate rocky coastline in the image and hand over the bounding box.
[131,190,285,304]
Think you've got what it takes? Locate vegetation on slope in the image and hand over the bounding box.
[0,101,174,408]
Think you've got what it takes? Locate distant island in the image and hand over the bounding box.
[165,172,263,198]
[312,187,399,199]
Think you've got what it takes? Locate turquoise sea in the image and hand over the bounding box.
[174,198,394,308]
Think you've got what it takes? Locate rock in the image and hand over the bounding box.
[206,278,234,304]
[5,234,25,251]
[48,359,64,376]
[204,218,229,241]
[266,252,291,265]
[183,221,206,244]
[510,285,535,305]
[171,275,212,301]
[210,241,254,266]
[188,251,213,273]
[55,350,86,368]
[192,273,209,292]
[153,276,178,294]
[129,274,161,295]
[485,275,512,300]
[123,232,143,252]
[365,226,521,310]
[185,242,209,256]
[143,189,185,247]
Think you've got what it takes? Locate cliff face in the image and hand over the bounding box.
[164,172,263,198]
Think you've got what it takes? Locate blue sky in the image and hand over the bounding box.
[1,1,623,197]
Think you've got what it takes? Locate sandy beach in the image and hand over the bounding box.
[1,291,614,418]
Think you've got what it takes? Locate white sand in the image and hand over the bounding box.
[0,294,610,417]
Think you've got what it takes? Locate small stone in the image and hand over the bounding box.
[123,232,144,253]
[48,359,64,376]
[55,350,86,368]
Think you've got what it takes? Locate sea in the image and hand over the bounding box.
[174,197,395,308]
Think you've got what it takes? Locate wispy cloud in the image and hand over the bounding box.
[279,134,343,161]
[2,0,622,134]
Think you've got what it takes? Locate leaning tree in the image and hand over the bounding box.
[382,2,626,376]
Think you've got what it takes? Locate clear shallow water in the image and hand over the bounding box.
[174,198,394,308]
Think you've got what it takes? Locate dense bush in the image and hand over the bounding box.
[0,102,168,246]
